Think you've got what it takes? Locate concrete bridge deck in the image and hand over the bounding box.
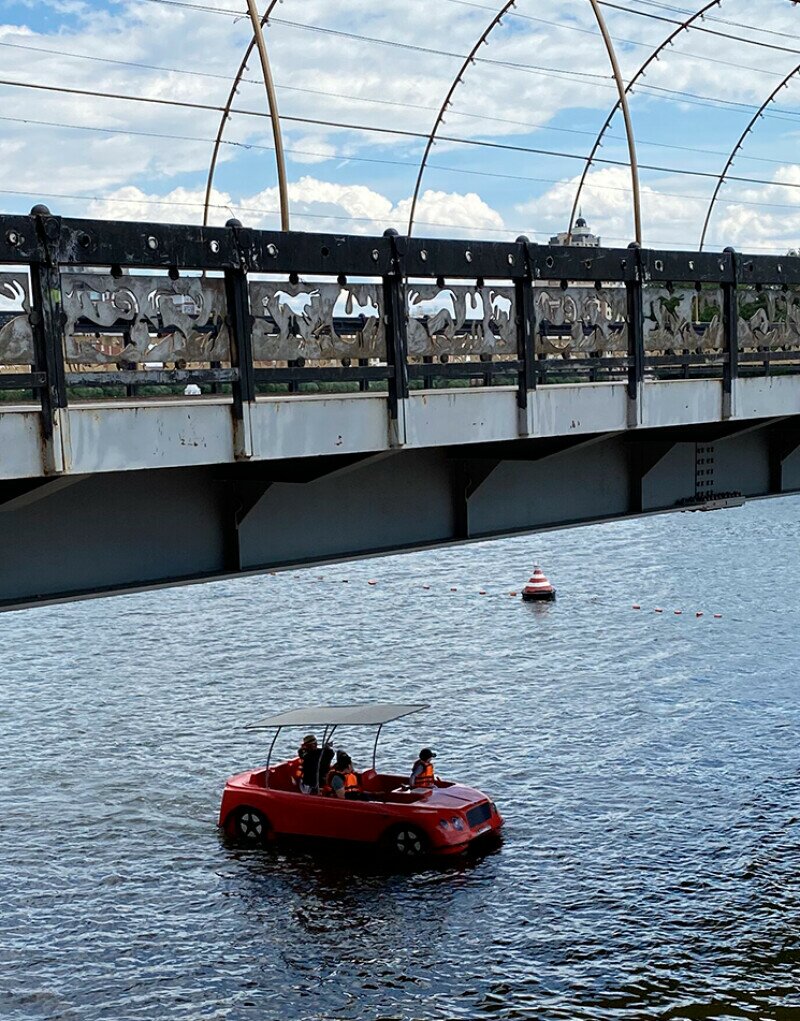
[2,376,800,479]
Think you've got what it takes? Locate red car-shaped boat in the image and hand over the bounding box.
[219,703,503,859]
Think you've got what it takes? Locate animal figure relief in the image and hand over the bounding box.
[0,275,34,366]
[643,287,723,353]
[250,281,385,361]
[738,288,800,350]
[535,287,627,355]
[61,275,230,365]
[406,285,516,356]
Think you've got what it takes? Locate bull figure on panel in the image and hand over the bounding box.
[260,283,380,361]
[407,286,515,357]
[0,276,34,367]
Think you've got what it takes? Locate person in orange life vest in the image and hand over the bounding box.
[290,750,304,788]
[327,751,359,799]
[291,736,311,787]
[410,748,436,788]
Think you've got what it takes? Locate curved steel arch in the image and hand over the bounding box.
[699,62,800,250]
[568,0,723,243]
[406,0,517,237]
[407,0,641,243]
[586,0,641,244]
[203,0,283,229]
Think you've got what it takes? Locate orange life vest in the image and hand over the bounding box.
[326,767,359,793]
[291,756,304,785]
[412,759,435,788]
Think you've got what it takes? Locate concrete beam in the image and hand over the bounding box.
[0,474,87,512]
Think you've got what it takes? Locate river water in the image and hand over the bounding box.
[2,497,799,1020]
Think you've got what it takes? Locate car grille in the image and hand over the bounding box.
[466,802,492,828]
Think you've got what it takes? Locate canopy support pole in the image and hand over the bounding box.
[372,724,383,771]
[265,726,281,789]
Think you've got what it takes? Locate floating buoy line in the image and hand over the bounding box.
[280,569,723,618]
[633,604,722,619]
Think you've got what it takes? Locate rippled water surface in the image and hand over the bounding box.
[2,498,800,1020]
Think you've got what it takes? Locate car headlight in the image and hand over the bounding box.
[438,819,451,830]
[451,817,465,831]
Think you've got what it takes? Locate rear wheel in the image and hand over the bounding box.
[228,806,270,846]
[384,824,429,859]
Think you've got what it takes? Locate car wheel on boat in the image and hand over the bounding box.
[229,806,270,846]
[384,825,429,859]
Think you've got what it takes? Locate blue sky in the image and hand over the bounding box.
[0,0,798,251]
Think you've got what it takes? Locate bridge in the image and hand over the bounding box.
[1,207,799,609]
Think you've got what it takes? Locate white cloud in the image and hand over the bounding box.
[85,178,507,239]
[516,163,800,253]
[395,188,506,236]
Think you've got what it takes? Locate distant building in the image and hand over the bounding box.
[549,212,600,248]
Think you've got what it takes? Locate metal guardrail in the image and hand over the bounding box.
[1,209,800,448]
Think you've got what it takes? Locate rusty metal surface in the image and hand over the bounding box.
[406,284,516,357]
[249,280,385,361]
[738,286,800,350]
[534,285,628,355]
[643,285,724,352]
[61,275,231,366]
[0,273,34,366]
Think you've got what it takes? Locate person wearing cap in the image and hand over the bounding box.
[326,750,360,799]
[299,734,334,795]
[410,748,437,789]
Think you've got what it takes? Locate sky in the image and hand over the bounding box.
[0,0,798,251]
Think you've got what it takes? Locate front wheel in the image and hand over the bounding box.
[228,806,270,847]
[383,825,429,859]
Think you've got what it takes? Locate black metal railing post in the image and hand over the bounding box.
[224,218,256,421]
[626,242,644,426]
[515,237,536,415]
[722,246,738,416]
[29,205,67,450]
[382,229,409,426]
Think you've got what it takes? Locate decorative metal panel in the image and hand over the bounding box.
[0,273,34,366]
[249,281,385,361]
[737,286,800,350]
[534,285,627,355]
[643,285,723,353]
[406,285,516,357]
[61,274,231,365]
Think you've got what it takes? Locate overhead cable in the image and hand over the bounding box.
[431,0,791,76]
[2,74,800,193]
[5,111,799,213]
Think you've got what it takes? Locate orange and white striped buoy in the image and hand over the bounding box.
[521,565,556,602]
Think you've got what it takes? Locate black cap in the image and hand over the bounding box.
[420,748,436,760]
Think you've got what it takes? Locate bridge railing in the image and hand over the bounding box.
[2,210,800,433]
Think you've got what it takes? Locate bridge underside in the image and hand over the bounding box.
[3,415,799,610]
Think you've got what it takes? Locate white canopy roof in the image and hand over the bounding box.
[246,702,428,730]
